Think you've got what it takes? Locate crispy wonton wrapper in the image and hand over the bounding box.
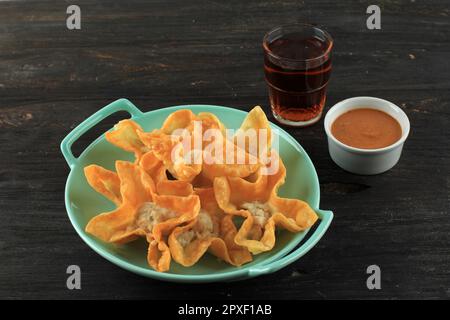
[201,135,260,181]
[202,107,267,181]
[85,160,200,272]
[138,130,202,182]
[147,192,200,271]
[139,109,262,182]
[84,165,122,206]
[139,151,167,184]
[137,108,224,182]
[234,106,272,158]
[85,161,154,244]
[213,152,318,254]
[197,112,227,137]
[160,109,197,134]
[105,119,149,162]
[168,188,252,267]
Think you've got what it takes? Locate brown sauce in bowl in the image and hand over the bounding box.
[331,108,402,149]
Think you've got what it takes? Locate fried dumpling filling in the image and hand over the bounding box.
[240,201,273,240]
[177,210,217,247]
[241,201,271,227]
[134,202,178,233]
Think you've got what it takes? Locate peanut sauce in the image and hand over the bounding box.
[331,108,402,149]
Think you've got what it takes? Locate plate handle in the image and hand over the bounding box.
[247,209,333,277]
[60,98,143,168]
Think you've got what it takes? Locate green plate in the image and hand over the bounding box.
[61,99,333,282]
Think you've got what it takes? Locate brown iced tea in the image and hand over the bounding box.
[263,24,333,126]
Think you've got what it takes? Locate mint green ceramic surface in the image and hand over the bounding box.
[61,99,333,282]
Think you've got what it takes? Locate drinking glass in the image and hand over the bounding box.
[263,23,333,126]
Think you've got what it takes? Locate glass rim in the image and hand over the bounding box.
[262,23,334,63]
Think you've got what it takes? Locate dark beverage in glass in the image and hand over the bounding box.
[263,24,333,126]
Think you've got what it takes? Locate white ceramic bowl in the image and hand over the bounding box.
[324,97,410,175]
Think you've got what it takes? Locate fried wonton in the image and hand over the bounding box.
[105,119,149,162]
[200,107,267,180]
[197,112,227,137]
[85,105,315,272]
[156,180,194,197]
[84,165,122,206]
[139,151,167,184]
[213,152,318,254]
[85,161,154,244]
[160,109,196,134]
[201,128,261,181]
[146,193,200,271]
[85,160,200,272]
[138,109,233,182]
[138,130,202,182]
[168,188,252,267]
[234,106,272,158]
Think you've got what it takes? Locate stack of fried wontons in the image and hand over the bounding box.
[84,106,318,272]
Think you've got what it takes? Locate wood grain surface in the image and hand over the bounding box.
[0,0,449,299]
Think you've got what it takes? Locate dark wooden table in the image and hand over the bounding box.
[1,0,449,300]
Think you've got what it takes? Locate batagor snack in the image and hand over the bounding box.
[84,106,317,272]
